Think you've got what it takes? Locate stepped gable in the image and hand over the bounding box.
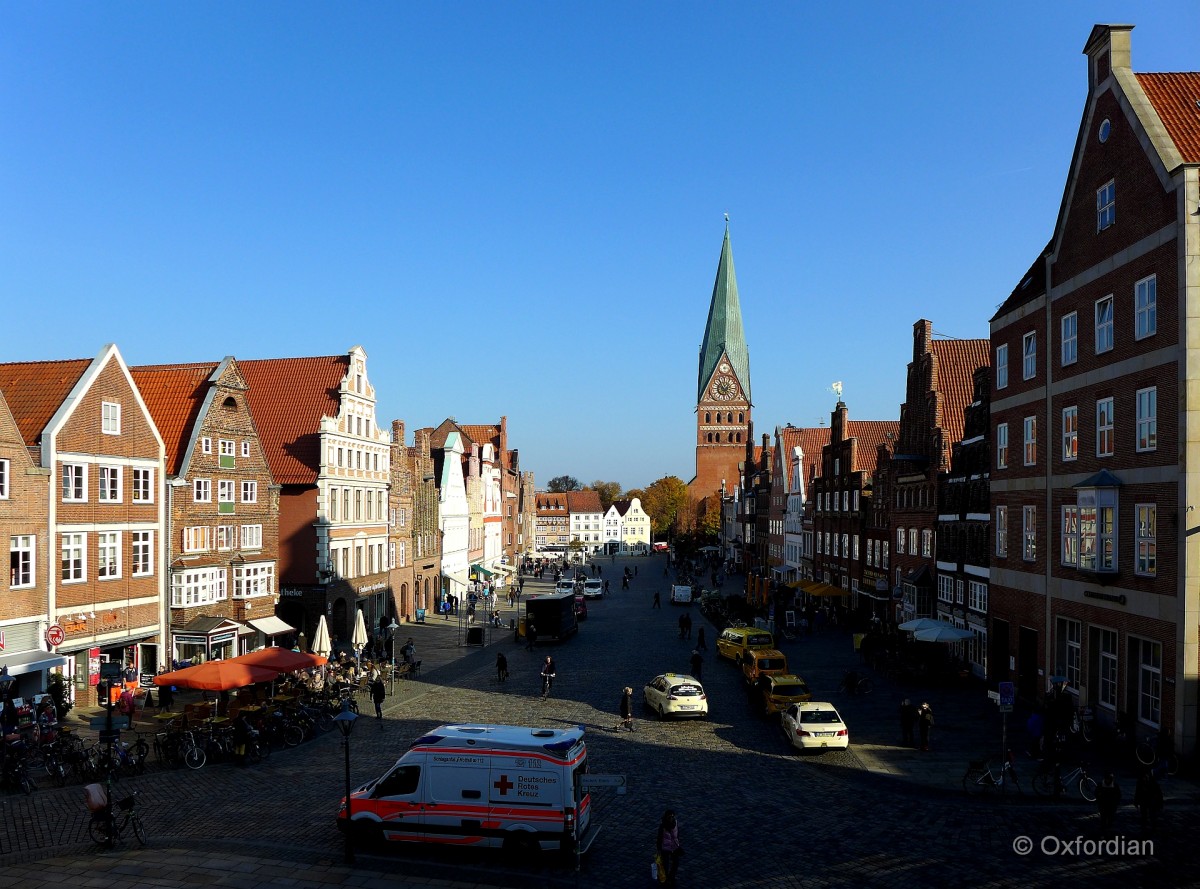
[0,358,91,447]
[845,420,901,471]
[778,426,831,491]
[239,355,350,486]
[130,363,218,475]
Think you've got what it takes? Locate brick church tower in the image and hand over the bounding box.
[690,222,752,501]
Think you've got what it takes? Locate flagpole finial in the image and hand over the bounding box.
[724,212,729,223]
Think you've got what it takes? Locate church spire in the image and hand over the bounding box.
[697,221,751,403]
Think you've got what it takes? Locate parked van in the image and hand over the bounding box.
[339,723,596,855]
[715,626,775,665]
[740,648,789,686]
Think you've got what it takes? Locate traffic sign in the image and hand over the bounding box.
[580,774,626,789]
[45,623,66,647]
[987,690,1000,704]
[998,681,1015,713]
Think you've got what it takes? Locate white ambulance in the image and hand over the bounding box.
[338,723,597,856]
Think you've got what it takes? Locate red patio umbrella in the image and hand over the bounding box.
[232,648,327,673]
[153,661,280,692]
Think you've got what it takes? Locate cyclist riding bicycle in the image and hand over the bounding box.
[540,656,557,700]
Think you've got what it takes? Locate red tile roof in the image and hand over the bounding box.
[1137,73,1200,164]
[566,490,603,514]
[130,363,218,476]
[460,424,500,451]
[240,356,349,486]
[0,359,91,447]
[931,339,991,448]
[536,493,570,512]
[845,420,901,472]
[778,426,831,490]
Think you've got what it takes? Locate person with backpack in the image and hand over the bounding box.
[369,672,386,720]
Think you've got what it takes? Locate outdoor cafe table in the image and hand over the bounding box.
[153,712,179,723]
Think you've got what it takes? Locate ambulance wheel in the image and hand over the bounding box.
[503,832,539,860]
[354,820,384,848]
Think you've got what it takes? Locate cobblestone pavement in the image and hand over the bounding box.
[2,554,1196,888]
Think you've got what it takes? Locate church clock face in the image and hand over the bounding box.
[711,375,737,400]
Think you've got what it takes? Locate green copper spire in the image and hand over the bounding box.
[697,220,751,402]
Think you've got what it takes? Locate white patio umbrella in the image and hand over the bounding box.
[311,614,333,659]
[913,625,975,644]
[898,618,943,633]
[351,609,369,658]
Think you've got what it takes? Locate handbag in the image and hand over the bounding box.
[655,852,667,883]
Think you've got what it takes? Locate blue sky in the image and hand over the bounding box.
[2,4,1195,491]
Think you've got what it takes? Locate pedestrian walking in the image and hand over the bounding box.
[158,681,175,713]
[603,579,610,594]
[695,626,706,651]
[1134,768,1163,831]
[683,612,692,639]
[540,656,556,700]
[369,672,386,719]
[655,809,683,887]
[635,565,638,576]
[496,651,509,683]
[689,648,703,680]
[652,591,661,609]
[1096,773,1122,837]
[526,621,538,651]
[614,686,634,732]
[917,702,934,751]
[899,698,917,747]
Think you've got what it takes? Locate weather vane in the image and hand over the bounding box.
[724,212,729,223]
[830,381,843,399]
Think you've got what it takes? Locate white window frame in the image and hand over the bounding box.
[1097,397,1114,457]
[1022,505,1036,561]
[98,465,122,503]
[132,467,153,503]
[938,574,953,604]
[1057,618,1082,690]
[908,528,918,555]
[1135,504,1156,577]
[240,524,263,550]
[10,534,34,588]
[996,423,1008,469]
[218,479,235,506]
[98,531,121,580]
[968,580,987,613]
[102,401,121,435]
[1095,296,1114,354]
[62,463,87,502]
[241,441,251,458]
[194,478,212,503]
[1097,628,1118,710]
[1136,387,1157,453]
[241,481,258,503]
[233,562,274,599]
[216,525,235,551]
[1022,331,1036,381]
[1061,311,1078,366]
[61,532,86,582]
[896,527,905,554]
[183,526,212,553]
[1135,274,1157,340]
[996,344,1008,390]
[921,529,933,557]
[201,437,212,454]
[1023,416,1036,466]
[132,530,153,577]
[1097,179,1115,231]
[170,567,227,607]
[0,458,9,499]
[1062,406,1078,462]
[1061,505,1079,567]
[1135,637,1162,728]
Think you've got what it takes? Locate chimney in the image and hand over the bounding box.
[832,402,848,442]
[391,419,406,445]
[914,319,933,360]
[1083,24,1132,91]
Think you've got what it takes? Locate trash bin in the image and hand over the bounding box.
[466,626,484,646]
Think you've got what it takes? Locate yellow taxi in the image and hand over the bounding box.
[754,673,812,716]
[716,626,776,666]
[740,648,789,686]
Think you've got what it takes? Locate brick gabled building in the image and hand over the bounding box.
[810,406,899,618]
[132,358,282,662]
[771,425,830,584]
[0,345,167,701]
[989,24,1199,753]
[241,347,393,651]
[0,388,53,700]
[535,492,570,553]
[394,425,441,619]
[884,321,989,624]
[936,365,992,678]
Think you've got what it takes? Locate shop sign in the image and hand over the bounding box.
[88,648,101,687]
[356,581,387,595]
[45,624,66,647]
[281,587,306,598]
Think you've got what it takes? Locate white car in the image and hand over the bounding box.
[583,579,603,599]
[555,579,576,594]
[643,673,708,720]
[781,701,849,751]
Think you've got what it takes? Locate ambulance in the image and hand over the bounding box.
[337,723,597,856]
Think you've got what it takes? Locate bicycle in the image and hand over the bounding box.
[1033,761,1097,800]
[837,670,873,696]
[541,673,555,700]
[963,751,1022,796]
[89,790,147,847]
[1136,732,1180,776]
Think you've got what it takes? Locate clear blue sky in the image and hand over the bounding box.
[2,4,1195,491]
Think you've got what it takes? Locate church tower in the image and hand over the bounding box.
[690,222,752,501]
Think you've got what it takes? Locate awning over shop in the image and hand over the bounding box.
[247,616,295,637]
[798,581,849,597]
[0,649,69,676]
[470,564,494,578]
[491,563,515,575]
[443,570,472,588]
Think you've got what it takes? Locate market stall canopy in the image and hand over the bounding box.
[153,661,280,691]
[898,618,944,633]
[913,625,975,644]
[247,615,295,638]
[797,580,849,597]
[232,648,326,672]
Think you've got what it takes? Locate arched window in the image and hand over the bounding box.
[222,396,237,410]
[736,432,742,443]
[726,412,733,423]
[705,412,711,423]
[739,412,744,423]
[707,433,713,443]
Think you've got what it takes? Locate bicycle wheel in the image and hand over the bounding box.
[255,740,271,761]
[88,814,113,846]
[1078,775,1098,802]
[1164,753,1180,777]
[283,724,304,748]
[315,712,334,733]
[44,755,67,788]
[131,812,147,845]
[1033,771,1058,796]
[19,771,35,795]
[347,699,360,715]
[1135,741,1156,766]
[130,739,150,774]
[183,746,206,770]
[858,678,874,695]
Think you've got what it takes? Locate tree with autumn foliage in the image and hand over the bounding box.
[640,476,691,538]
[587,480,623,513]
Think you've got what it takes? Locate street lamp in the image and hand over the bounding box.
[385,618,400,694]
[335,705,359,865]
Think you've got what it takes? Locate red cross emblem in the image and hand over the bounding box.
[493,774,514,795]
